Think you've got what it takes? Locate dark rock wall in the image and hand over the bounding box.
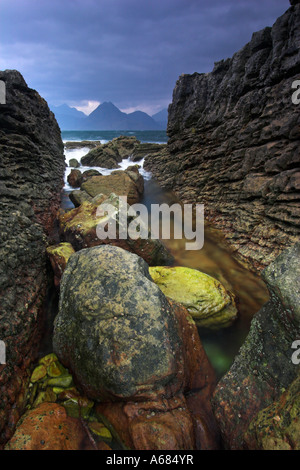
[144,4,300,272]
[0,70,65,446]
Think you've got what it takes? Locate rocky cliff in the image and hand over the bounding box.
[144,1,300,272]
[0,70,65,446]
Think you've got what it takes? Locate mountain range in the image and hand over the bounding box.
[50,102,168,131]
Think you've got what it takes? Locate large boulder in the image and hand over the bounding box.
[53,246,219,449]
[53,245,183,402]
[0,70,65,446]
[212,242,300,449]
[149,266,238,329]
[58,193,173,266]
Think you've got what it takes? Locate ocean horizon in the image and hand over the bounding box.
[61,129,168,145]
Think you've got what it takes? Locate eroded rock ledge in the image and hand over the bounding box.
[144,3,300,272]
[0,70,65,446]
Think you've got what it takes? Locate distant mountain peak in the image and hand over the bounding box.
[51,102,166,131]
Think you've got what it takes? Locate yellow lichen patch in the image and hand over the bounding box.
[88,421,112,440]
[30,365,47,383]
[39,353,58,367]
[149,266,238,329]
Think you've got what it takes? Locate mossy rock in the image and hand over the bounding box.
[39,353,59,367]
[30,365,47,383]
[62,397,94,419]
[149,266,238,329]
[69,158,80,168]
[244,375,300,450]
[47,360,68,377]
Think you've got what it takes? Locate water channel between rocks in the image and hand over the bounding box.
[59,166,269,381]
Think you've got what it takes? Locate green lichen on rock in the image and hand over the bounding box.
[149,266,238,329]
[244,375,300,450]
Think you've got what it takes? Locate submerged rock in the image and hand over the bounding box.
[149,266,238,329]
[53,245,219,449]
[212,242,300,449]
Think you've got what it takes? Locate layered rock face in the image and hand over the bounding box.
[0,70,65,446]
[144,3,300,272]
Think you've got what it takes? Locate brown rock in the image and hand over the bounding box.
[67,169,83,188]
[5,403,93,450]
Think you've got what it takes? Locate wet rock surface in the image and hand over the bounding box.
[0,70,65,446]
[212,242,300,449]
[144,4,300,273]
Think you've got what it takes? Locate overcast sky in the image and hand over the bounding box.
[0,0,290,115]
